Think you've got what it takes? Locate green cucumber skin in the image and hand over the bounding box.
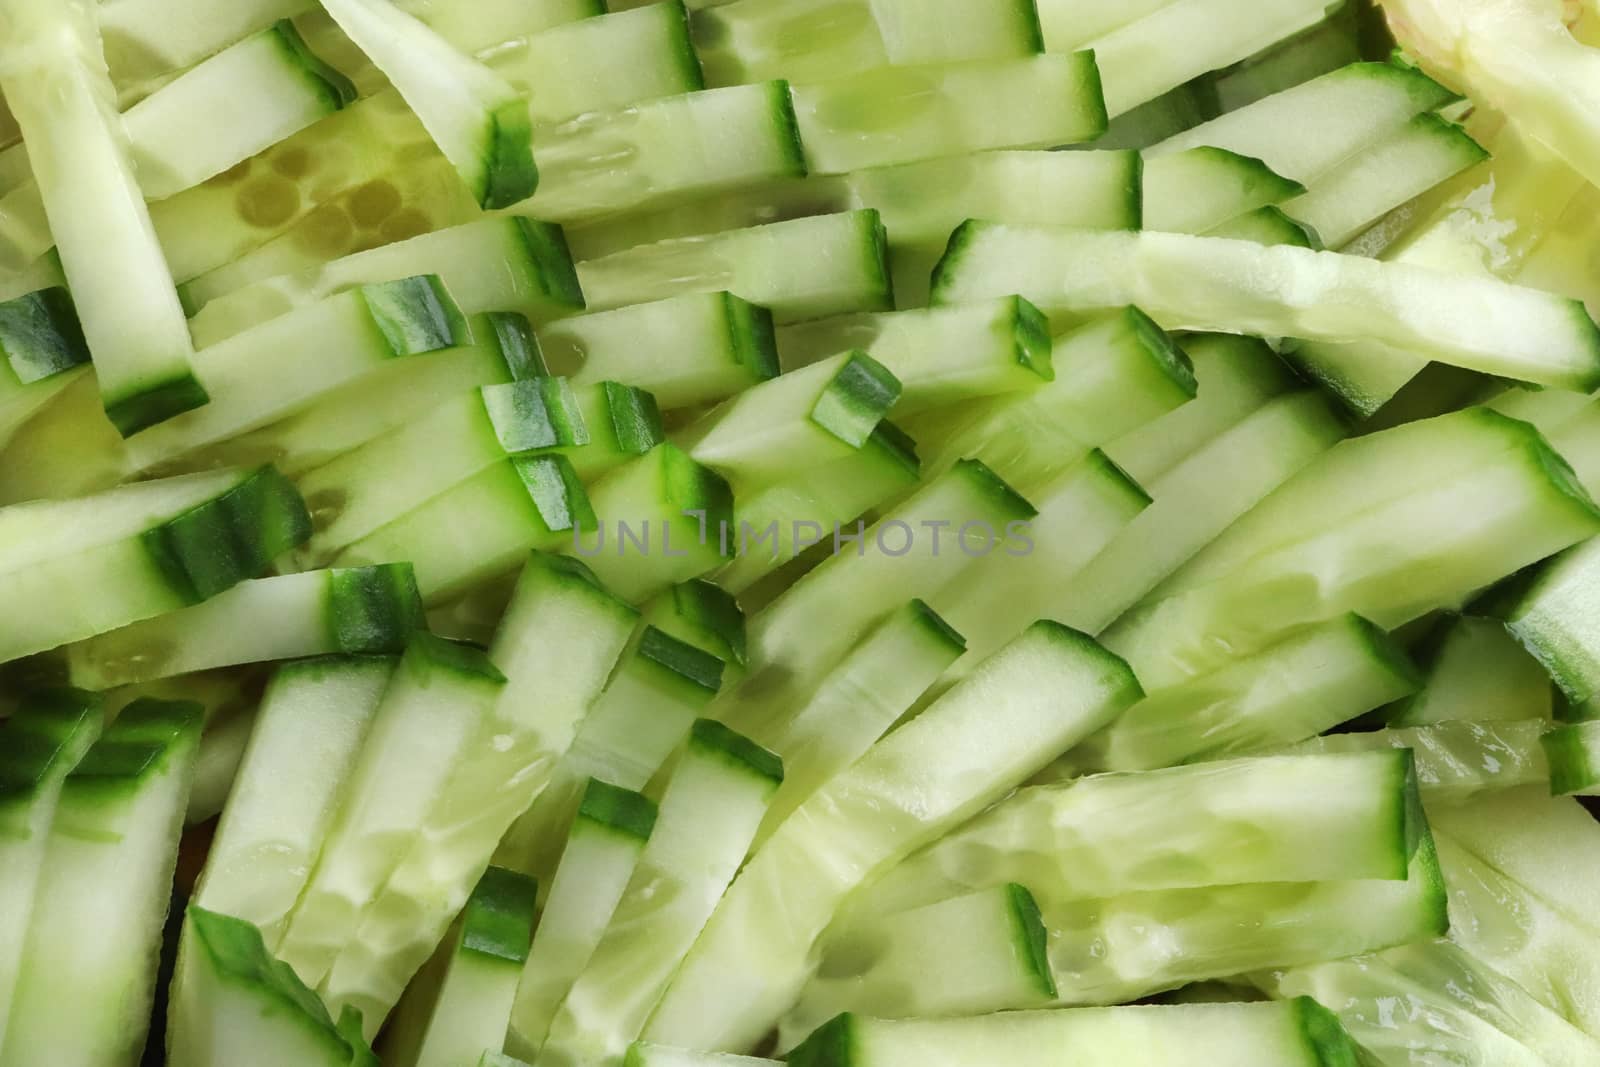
[1005,883,1056,999]
[510,219,586,317]
[482,100,541,210]
[0,688,101,819]
[727,294,781,383]
[688,717,784,784]
[482,377,591,453]
[270,18,358,111]
[637,625,725,695]
[0,286,89,385]
[459,866,539,964]
[357,275,473,358]
[327,563,425,654]
[486,311,552,379]
[810,351,902,448]
[599,381,666,456]
[578,778,659,841]
[1542,723,1600,795]
[106,373,214,439]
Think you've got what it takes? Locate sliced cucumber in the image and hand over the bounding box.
[97,0,311,93]
[645,579,746,674]
[785,998,1360,1067]
[64,564,422,689]
[626,1045,777,1067]
[0,285,90,448]
[1065,614,1421,773]
[1294,719,1552,805]
[1035,0,1169,50]
[1141,146,1305,234]
[641,624,1142,1053]
[934,225,1600,391]
[127,275,471,474]
[1206,205,1319,247]
[781,884,1054,1045]
[320,553,636,1031]
[1385,613,1552,727]
[275,635,506,991]
[1543,722,1600,795]
[577,210,892,324]
[0,698,201,1067]
[790,54,1105,175]
[541,720,781,1067]
[565,382,664,482]
[541,292,778,411]
[1500,535,1600,722]
[692,0,1042,87]
[0,465,310,661]
[506,780,657,1058]
[0,0,205,434]
[186,218,581,345]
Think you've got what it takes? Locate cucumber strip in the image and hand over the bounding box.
[791,54,1105,175]
[0,689,102,1050]
[744,600,964,844]
[1203,3,1365,112]
[310,0,601,65]
[319,554,636,1031]
[1064,614,1421,773]
[1141,146,1305,234]
[1206,205,1319,248]
[929,452,1150,669]
[1036,0,1171,51]
[781,884,1055,1044]
[571,443,733,601]
[541,292,778,411]
[125,275,471,474]
[171,906,368,1067]
[692,0,1042,87]
[495,624,722,884]
[1103,333,1298,485]
[295,377,588,566]
[523,82,805,225]
[739,459,1035,715]
[187,314,534,480]
[857,750,1425,925]
[1292,719,1552,805]
[905,308,1196,494]
[1034,837,1447,1006]
[774,296,1053,415]
[506,780,657,1057]
[708,420,919,594]
[1499,535,1600,721]
[1056,391,1346,634]
[1150,61,1459,184]
[150,3,694,287]
[97,0,309,92]
[933,225,1600,391]
[320,0,535,208]
[642,583,742,681]
[626,1045,777,1067]
[0,0,206,435]
[1266,941,1600,1067]
[540,721,782,1066]
[398,868,537,1067]
[0,285,90,449]
[1384,614,1552,727]
[1105,414,1600,689]
[784,999,1361,1067]
[185,705,258,826]
[564,381,664,482]
[682,350,900,486]
[186,218,581,345]
[577,210,892,324]
[0,698,201,1067]
[1087,0,1330,118]
[1282,112,1487,249]
[1544,722,1600,795]
[64,564,423,689]
[640,625,1142,1053]
[334,452,593,605]
[0,465,311,662]
[274,636,506,991]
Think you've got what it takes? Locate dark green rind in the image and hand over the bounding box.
[510,219,585,315]
[142,465,312,603]
[402,631,507,685]
[1542,724,1599,796]
[1345,614,1425,693]
[1119,151,1145,230]
[1024,620,1144,702]
[1084,449,1154,509]
[486,310,551,380]
[275,653,399,688]
[1394,748,1427,872]
[857,209,895,311]
[599,381,665,455]
[637,625,724,694]
[187,906,345,1044]
[928,220,985,305]
[725,293,780,382]
[106,372,212,438]
[1561,301,1600,394]
[949,458,1038,523]
[481,99,540,211]
[1501,544,1600,721]
[787,1013,857,1067]
[1230,205,1323,250]
[0,688,101,806]
[1009,296,1054,381]
[659,443,735,543]
[670,579,746,665]
[1066,48,1110,141]
[483,377,591,453]
[865,419,921,479]
[905,599,966,654]
[766,80,809,179]
[358,275,472,358]
[1011,0,1046,54]
[271,20,358,111]
[1373,58,1464,110]
[1510,413,1600,523]
[660,0,707,93]
[577,778,658,841]
[327,564,425,654]
[1413,111,1490,168]
[1004,882,1056,999]
[689,717,783,784]
[1292,996,1363,1067]
[517,549,620,602]
[1121,306,1199,398]
[512,453,596,536]
[1409,829,1451,939]
[459,866,539,965]
[0,287,90,384]
[67,698,201,797]
[811,351,901,448]
[1187,146,1307,199]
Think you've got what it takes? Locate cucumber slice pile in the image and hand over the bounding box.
[9,2,1600,1066]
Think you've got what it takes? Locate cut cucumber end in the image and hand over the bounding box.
[0,286,90,385]
[482,97,540,210]
[327,563,425,654]
[357,275,472,357]
[105,372,213,438]
[577,777,659,841]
